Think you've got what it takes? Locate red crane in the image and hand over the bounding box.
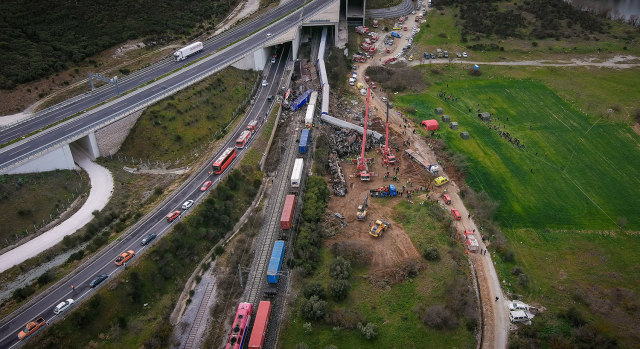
[355,88,376,181]
[382,103,396,165]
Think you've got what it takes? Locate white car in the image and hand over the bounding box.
[266,33,272,38]
[271,57,276,63]
[463,52,468,58]
[509,302,529,311]
[261,80,269,87]
[182,200,194,210]
[53,299,75,314]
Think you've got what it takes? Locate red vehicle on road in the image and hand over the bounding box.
[166,210,181,222]
[451,209,461,220]
[442,194,451,204]
[201,181,213,191]
[212,147,236,174]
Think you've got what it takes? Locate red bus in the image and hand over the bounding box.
[248,301,272,349]
[225,302,253,349]
[236,130,252,149]
[212,147,236,174]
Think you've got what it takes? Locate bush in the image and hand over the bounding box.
[303,282,326,299]
[357,322,378,340]
[503,250,515,262]
[300,296,328,320]
[511,266,524,275]
[330,241,371,266]
[67,249,85,263]
[326,309,366,329]
[329,257,351,280]
[154,187,164,196]
[328,279,350,301]
[422,305,458,330]
[559,307,587,328]
[518,273,530,287]
[214,245,225,256]
[423,246,441,261]
[37,270,53,286]
[468,68,482,76]
[12,286,36,302]
[532,41,539,47]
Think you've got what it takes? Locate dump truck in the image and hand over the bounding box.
[356,194,368,221]
[369,219,390,237]
[18,317,46,340]
[370,184,397,197]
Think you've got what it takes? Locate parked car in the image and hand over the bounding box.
[114,250,135,266]
[509,302,530,311]
[201,181,213,191]
[141,234,157,245]
[463,52,468,58]
[182,200,194,210]
[89,274,109,288]
[53,299,75,314]
[456,52,461,58]
[430,53,435,59]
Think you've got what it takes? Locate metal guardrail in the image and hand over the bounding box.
[0,0,337,174]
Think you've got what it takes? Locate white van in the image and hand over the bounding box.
[509,310,529,323]
[349,78,356,86]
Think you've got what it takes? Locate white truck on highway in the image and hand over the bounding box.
[291,158,304,188]
[174,42,204,61]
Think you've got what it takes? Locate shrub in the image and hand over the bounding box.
[518,274,530,287]
[300,296,328,320]
[37,270,53,286]
[328,279,350,301]
[329,257,351,280]
[423,246,441,261]
[511,266,524,275]
[559,307,587,328]
[154,187,164,196]
[357,322,378,339]
[326,308,366,329]
[503,250,516,262]
[214,245,225,256]
[303,322,312,333]
[330,241,371,266]
[12,286,36,302]
[67,249,85,263]
[422,305,458,330]
[303,282,326,299]
[468,68,482,76]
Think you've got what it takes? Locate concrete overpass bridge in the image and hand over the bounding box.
[0,0,343,175]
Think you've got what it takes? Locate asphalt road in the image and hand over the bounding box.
[0,0,333,170]
[0,43,290,349]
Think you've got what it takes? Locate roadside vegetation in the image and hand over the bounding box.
[280,196,477,348]
[118,68,259,164]
[23,166,260,349]
[0,170,89,249]
[0,0,233,90]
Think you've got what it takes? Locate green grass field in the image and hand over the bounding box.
[0,170,89,247]
[280,200,475,349]
[399,79,640,230]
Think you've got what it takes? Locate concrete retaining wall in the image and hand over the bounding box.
[94,109,145,156]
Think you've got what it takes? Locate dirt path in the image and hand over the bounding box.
[352,11,509,348]
[0,146,114,273]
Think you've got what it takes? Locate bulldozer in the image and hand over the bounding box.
[369,219,390,237]
[356,194,368,221]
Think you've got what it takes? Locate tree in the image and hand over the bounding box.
[518,273,530,288]
[423,246,440,261]
[328,280,350,301]
[300,296,328,320]
[357,322,378,339]
[329,257,352,280]
[303,282,326,299]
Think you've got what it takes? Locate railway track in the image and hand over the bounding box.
[243,124,299,304]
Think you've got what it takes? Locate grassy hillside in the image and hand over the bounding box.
[118,67,258,164]
[399,79,640,230]
[0,170,89,248]
[0,0,232,89]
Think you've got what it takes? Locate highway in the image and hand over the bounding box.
[0,43,291,349]
[0,0,334,171]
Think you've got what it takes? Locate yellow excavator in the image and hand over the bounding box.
[369,219,390,237]
[356,194,368,221]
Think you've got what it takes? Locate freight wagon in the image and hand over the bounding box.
[291,158,304,189]
[280,195,296,230]
[248,301,272,349]
[267,241,286,284]
[299,129,309,154]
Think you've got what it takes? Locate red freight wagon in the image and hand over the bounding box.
[248,301,272,349]
[280,195,296,230]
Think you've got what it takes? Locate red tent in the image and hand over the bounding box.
[422,119,439,131]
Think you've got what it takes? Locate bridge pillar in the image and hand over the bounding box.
[73,132,101,160]
[7,144,76,174]
[292,26,303,60]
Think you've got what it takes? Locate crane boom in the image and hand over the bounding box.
[357,88,370,172]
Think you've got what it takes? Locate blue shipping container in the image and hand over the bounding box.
[299,129,309,154]
[267,241,286,284]
[291,89,314,111]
